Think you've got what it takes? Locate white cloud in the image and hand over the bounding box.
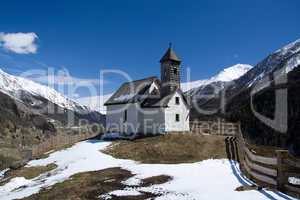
[0,32,38,54]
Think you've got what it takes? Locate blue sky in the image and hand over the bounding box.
[1,0,300,97]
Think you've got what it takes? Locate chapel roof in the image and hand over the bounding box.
[104,77,189,108]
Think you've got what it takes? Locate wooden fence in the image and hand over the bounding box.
[31,132,99,158]
[236,130,300,198]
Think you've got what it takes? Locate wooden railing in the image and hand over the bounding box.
[236,130,300,198]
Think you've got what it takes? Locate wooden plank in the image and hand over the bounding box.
[285,184,300,195]
[244,146,277,166]
[285,172,300,177]
[284,158,300,168]
[245,156,277,177]
[244,161,277,185]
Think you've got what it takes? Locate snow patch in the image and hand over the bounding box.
[122,176,142,186]
[289,177,300,186]
[276,38,300,55]
[0,169,9,180]
[247,72,265,88]
[114,93,136,102]
[0,177,32,194]
[0,140,296,200]
[108,188,142,196]
[149,82,159,93]
[285,53,300,73]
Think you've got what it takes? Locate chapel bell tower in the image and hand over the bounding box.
[160,44,181,96]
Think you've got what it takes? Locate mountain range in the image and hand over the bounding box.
[220,39,299,154]
[77,64,252,114]
[1,37,300,167]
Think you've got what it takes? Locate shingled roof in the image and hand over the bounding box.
[160,47,181,63]
[141,88,189,108]
[104,76,189,108]
[104,77,161,106]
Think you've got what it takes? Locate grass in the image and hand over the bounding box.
[0,154,19,171]
[103,133,227,164]
[0,163,57,186]
[5,163,57,179]
[141,175,172,187]
[22,167,171,200]
[0,147,23,170]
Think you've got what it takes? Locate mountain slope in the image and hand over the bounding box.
[77,93,113,114]
[227,39,300,95]
[0,69,89,113]
[0,69,105,169]
[189,39,300,120]
[224,39,300,155]
[0,69,105,124]
[182,64,252,120]
[181,64,252,93]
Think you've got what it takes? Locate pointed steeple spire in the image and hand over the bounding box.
[160,44,181,63]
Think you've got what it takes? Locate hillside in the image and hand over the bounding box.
[183,64,252,120]
[190,38,300,155]
[181,64,252,93]
[0,69,105,169]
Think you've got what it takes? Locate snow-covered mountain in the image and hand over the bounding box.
[77,93,113,114]
[0,69,105,170]
[0,68,105,129]
[224,38,300,154]
[187,38,300,121]
[233,38,300,91]
[182,64,252,95]
[0,69,89,113]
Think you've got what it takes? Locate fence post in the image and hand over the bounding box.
[236,123,245,163]
[276,150,288,192]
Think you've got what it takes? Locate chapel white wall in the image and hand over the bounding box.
[139,107,165,134]
[106,103,140,134]
[164,92,190,132]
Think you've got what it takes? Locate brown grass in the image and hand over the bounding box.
[6,163,57,179]
[0,163,57,186]
[22,167,170,200]
[235,185,261,191]
[103,134,227,164]
[141,175,172,187]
